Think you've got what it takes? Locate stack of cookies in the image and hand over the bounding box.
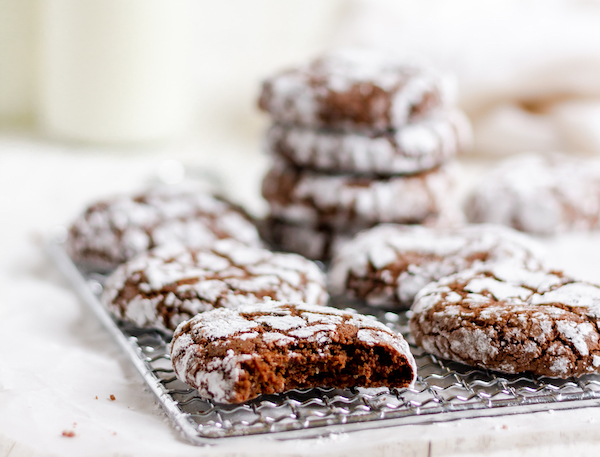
[259,49,471,260]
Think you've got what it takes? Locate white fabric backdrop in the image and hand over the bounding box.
[333,0,600,157]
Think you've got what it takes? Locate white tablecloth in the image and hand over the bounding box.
[3,132,600,457]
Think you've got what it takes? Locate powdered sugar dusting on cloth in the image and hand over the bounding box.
[101,239,329,333]
[266,110,471,176]
[65,185,262,271]
[410,262,600,378]
[466,152,600,235]
[258,48,455,131]
[170,300,417,403]
[262,159,458,229]
[329,223,545,307]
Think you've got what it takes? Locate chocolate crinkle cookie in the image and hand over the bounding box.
[262,158,457,229]
[258,48,454,131]
[265,110,471,176]
[410,262,600,378]
[466,153,600,235]
[101,239,329,333]
[65,186,262,272]
[171,300,417,404]
[329,224,545,308]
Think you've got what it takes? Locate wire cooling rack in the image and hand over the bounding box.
[46,233,600,445]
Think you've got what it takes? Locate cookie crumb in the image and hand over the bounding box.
[109,395,116,401]
[62,430,75,437]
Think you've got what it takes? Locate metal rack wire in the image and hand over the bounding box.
[46,236,600,445]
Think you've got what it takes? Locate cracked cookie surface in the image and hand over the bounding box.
[171,300,417,403]
[258,48,453,131]
[329,224,544,308]
[262,159,457,229]
[409,262,600,377]
[102,240,328,333]
[265,110,470,176]
[66,186,262,272]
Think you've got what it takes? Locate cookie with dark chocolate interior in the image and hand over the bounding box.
[171,300,417,404]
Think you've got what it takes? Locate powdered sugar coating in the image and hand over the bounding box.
[171,300,417,403]
[262,159,458,229]
[66,186,262,271]
[265,110,471,176]
[258,48,455,131]
[410,263,600,378]
[329,224,544,308]
[466,153,600,235]
[101,239,329,333]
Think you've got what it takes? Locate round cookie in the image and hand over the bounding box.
[262,159,458,230]
[410,262,600,378]
[101,239,329,333]
[171,299,417,404]
[258,48,454,131]
[329,224,545,308]
[466,153,600,235]
[66,186,262,272]
[265,110,471,176]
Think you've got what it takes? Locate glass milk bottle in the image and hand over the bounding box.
[0,0,37,125]
[39,0,192,144]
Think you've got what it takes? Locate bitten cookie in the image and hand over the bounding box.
[262,159,457,229]
[329,224,544,308]
[171,300,417,404]
[101,239,329,333]
[66,186,262,271]
[465,153,600,235]
[265,110,470,176]
[258,48,454,131]
[410,262,600,378]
